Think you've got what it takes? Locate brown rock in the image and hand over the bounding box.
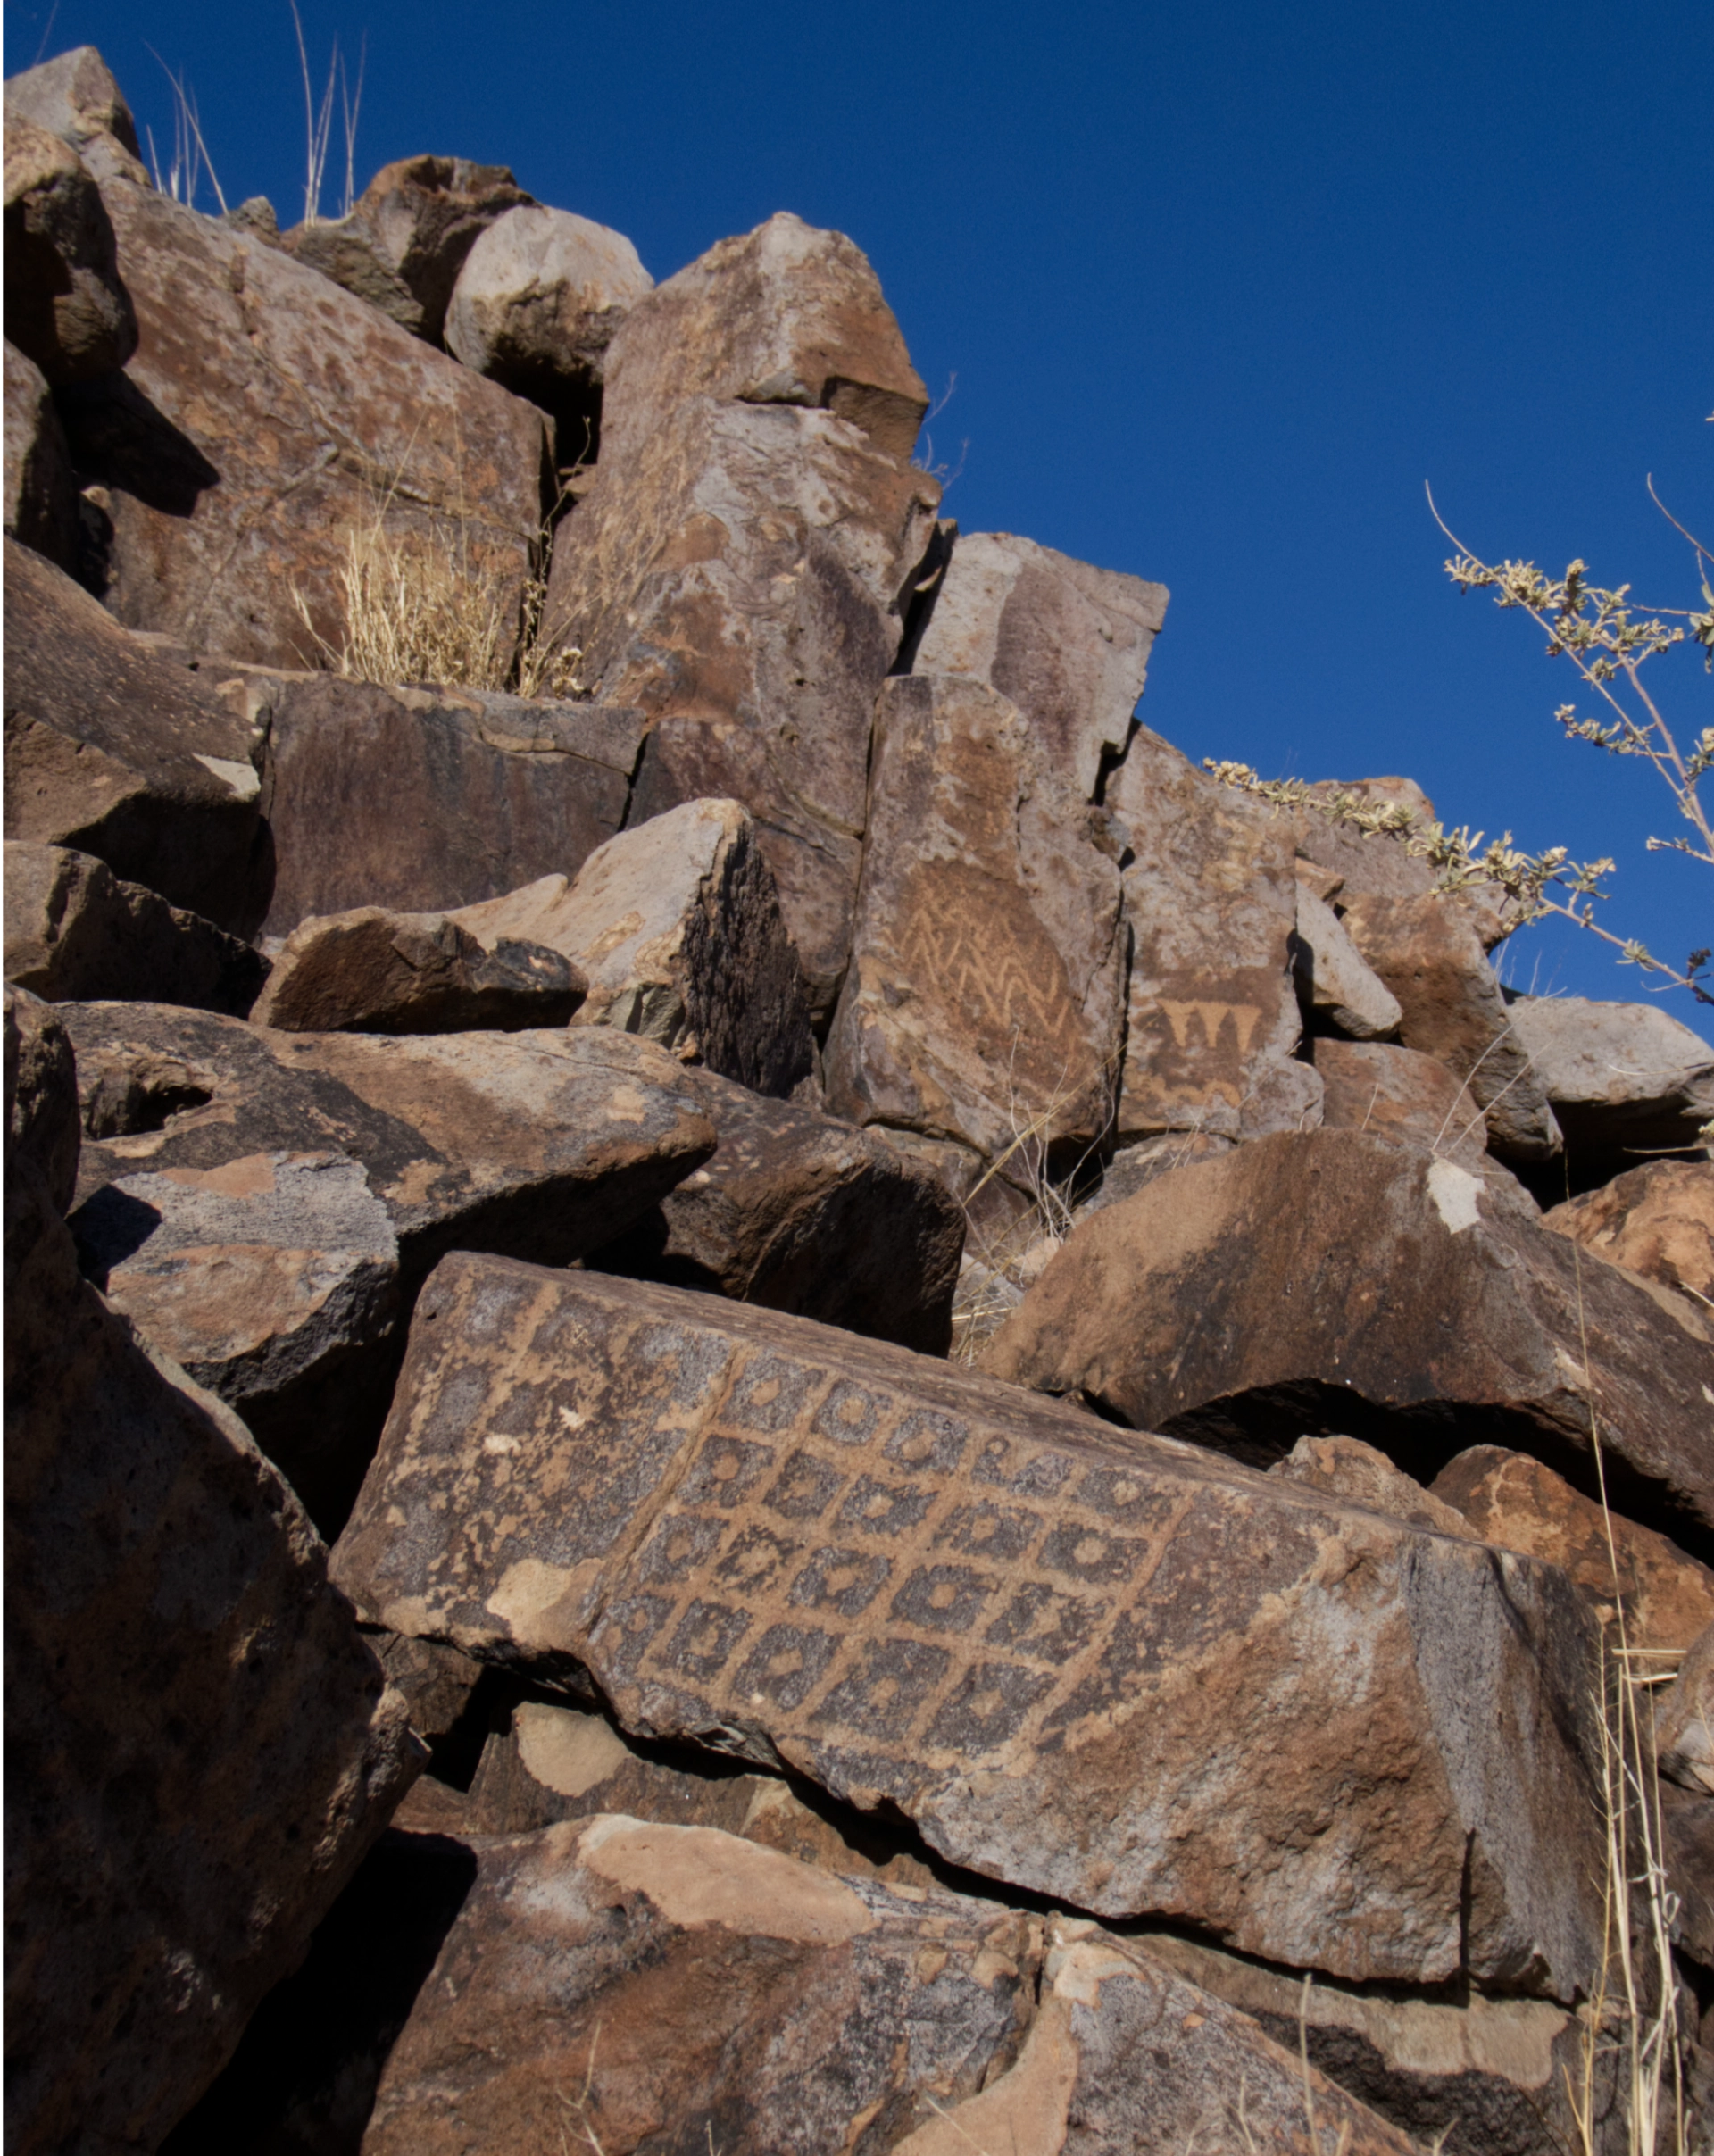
[1272,1432,1477,1537]
[1315,1035,1489,1170]
[1430,1445,1714,1651]
[462,797,814,1095]
[587,1061,966,1353]
[1108,727,1322,1142]
[1508,995,1714,1175]
[3,115,136,382]
[1339,893,1562,1162]
[1077,1130,1236,1219]
[58,178,546,669]
[4,1146,420,2155]
[361,1819,1414,2156]
[4,982,79,1211]
[250,902,582,1036]
[1294,874,1404,1038]
[3,540,271,931]
[979,1130,1714,1556]
[3,337,77,568]
[1287,776,1441,900]
[254,675,644,935]
[4,839,269,1013]
[1546,1161,1714,1309]
[1660,1782,1714,1975]
[336,1257,1604,1992]
[366,1630,487,1754]
[544,393,939,1009]
[1655,1624,1714,1795]
[825,672,1126,1173]
[282,154,533,345]
[3,46,150,187]
[910,529,1169,799]
[598,209,928,465]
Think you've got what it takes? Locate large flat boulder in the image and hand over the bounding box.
[58,177,546,669]
[3,539,271,931]
[910,529,1169,799]
[359,1819,1416,2156]
[254,674,644,936]
[1507,993,1714,1175]
[335,1258,1605,1994]
[1107,727,1322,1142]
[4,1146,420,2153]
[979,1129,1714,1557]
[825,672,1127,1173]
[544,393,939,1010]
[3,337,78,570]
[3,116,136,382]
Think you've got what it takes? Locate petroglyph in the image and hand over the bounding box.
[894,876,1082,1046]
[335,1257,1603,1995]
[1155,998,1265,1056]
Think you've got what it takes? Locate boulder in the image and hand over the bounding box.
[1507,994,1714,1176]
[825,672,1127,1173]
[545,393,940,1010]
[1293,874,1404,1039]
[58,178,546,670]
[1655,1624,1714,1795]
[3,540,271,932]
[596,209,928,466]
[1077,1129,1236,1216]
[460,798,814,1095]
[250,902,582,1036]
[282,154,532,345]
[3,45,150,187]
[366,1630,487,1758]
[336,1258,1605,1993]
[444,203,653,447]
[1315,1035,1490,1170]
[1289,776,1441,900]
[1107,727,1323,1142]
[4,984,79,1211]
[3,115,136,381]
[978,1130,1714,1557]
[1432,1444,1714,1651]
[1270,1432,1477,1537]
[359,1819,1415,2156]
[4,1145,420,2154]
[250,673,643,934]
[587,1062,966,1353]
[3,337,78,568]
[909,529,1169,799]
[1339,893,1562,1162]
[4,840,269,1013]
[1545,1161,1714,1310]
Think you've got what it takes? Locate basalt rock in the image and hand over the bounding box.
[825,672,1127,1173]
[4,840,270,1013]
[979,1130,1714,1558]
[1507,995,1714,1181]
[1270,1432,1476,1538]
[336,1257,1605,1993]
[1545,1161,1714,1309]
[1293,874,1404,1039]
[1655,1625,1714,1796]
[3,45,150,188]
[3,337,78,568]
[4,984,79,1213]
[1314,1035,1490,1170]
[3,116,136,382]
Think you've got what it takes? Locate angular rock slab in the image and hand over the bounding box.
[336,1258,1605,1993]
[3,336,79,570]
[1108,728,1322,1142]
[3,539,270,932]
[4,983,79,1213]
[3,45,150,187]
[1270,1432,1476,1538]
[1315,1035,1488,1170]
[4,1153,420,2155]
[4,840,269,1014]
[3,116,137,383]
[1293,875,1403,1040]
[61,178,546,669]
[1508,993,1714,1171]
[980,1130,1714,1557]
[545,394,939,1009]
[254,674,644,936]
[911,529,1169,800]
[1546,1159,1714,1309]
[826,672,1126,1170]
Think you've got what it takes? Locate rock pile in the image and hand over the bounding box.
[5,45,1713,2156]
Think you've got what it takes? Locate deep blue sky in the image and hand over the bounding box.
[6,0,1710,1024]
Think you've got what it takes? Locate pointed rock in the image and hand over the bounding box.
[3,116,136,381]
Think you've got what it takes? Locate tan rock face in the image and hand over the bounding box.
[4,1149,420,2155]
[1510,996,1714,1173]
[1315,1035,1489,1170]
[4,840,269,1014]
[3,539,271,932]
[60,179,546,669]
[4,984,79,1213]
[910,529,1169,800]
[361,1819,1415,2156]
[1546,1161,1714,1309]
[978,1130,1714,1557]
[1288,776,1440,901]
[1271,1433,1476,1538]
[1431,1444,1714,1651]
[3,45,150,187]
[1108,728,1321,1142]
[250,903,582,1036]
[587,1062,966,1353]
[1294,875,1404,1039]
[4,336,78,569]
[598,210,928,465]
[3,116,136,382]
[254,676,645,936]
[545,395,940,1010]
[336,1258,1604,1993]
[1339,894,1561,1163]
[283,154,533,345]
[1655,1624,1714,1795]
[826,672,1126,1171]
